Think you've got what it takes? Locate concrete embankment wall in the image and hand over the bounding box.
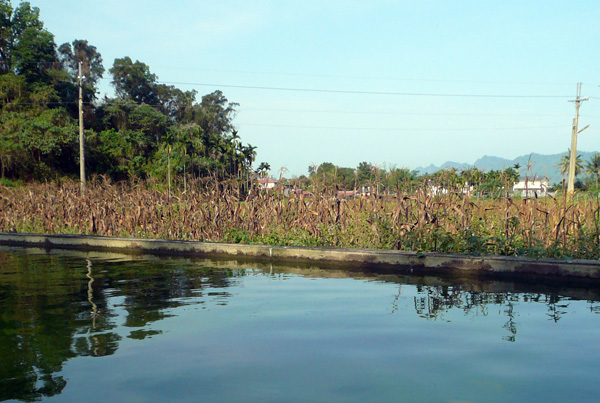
[1,232,599,281]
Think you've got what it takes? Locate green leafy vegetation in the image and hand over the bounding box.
[0,1,256,182]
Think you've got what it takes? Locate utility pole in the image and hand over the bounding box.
[78,61,86,193]
[567,82,589,195]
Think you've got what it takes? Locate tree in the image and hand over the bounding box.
[155,84,196,122]
[0,71,26,110]
[0,1,256,183]
[256,162,270,177]
[0,1,59,86]
[109,57,158,105]
[386,166,417,193]
[11,25,56,84]
[240,144,257,173]
[0,106,78,179]
[460,167,483,189]
[96,98,170,177]
[109,57,200,123]
[195,90,238,135]
[559,149,583,182]
[0,1,46,75]
[586,153,600,190]
[57,40,104,87]
[502,167,519,186]
[317,162,336,187]
[336,167,356,189]
[356,161,374,186]
[57,39,104,102]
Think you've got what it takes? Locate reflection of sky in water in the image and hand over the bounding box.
[0,247,599,402]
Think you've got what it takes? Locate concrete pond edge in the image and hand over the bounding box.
[1,232,600,281]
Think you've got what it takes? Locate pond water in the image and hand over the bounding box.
[1,246,600,402]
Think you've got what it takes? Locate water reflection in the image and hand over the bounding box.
[409,283,600,342]
[0,249,238,401]
[0,247,599,401]
[86,259,97,326]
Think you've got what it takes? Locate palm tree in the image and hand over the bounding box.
[586,153,600,190]
[558,149,583,182]
[257,162,270,178]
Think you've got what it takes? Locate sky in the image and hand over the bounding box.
[29,0,600,176]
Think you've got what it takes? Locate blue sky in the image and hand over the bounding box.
[30,0,600,176]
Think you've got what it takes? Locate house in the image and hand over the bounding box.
[512,177,549,198]
[258,178,277,190]
[427,182,473,196]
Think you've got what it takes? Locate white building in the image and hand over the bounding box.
[258,178,277,190]
[512,178,549,198]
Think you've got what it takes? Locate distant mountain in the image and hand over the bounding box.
[416,151,600,185]
[417,161,471,175]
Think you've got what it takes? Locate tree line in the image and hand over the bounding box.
[0,1,257,182]
[290,161,519,197]
[292,153,600,196]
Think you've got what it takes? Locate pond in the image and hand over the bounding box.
[1,246,599,402]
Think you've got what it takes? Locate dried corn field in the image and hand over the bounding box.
[1,178,599,259]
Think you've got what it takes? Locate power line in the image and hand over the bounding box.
[237,123,566,132]
[0,101,94,106]
[11,61,587,87]
[240,107,571,118]
[150,66,577,86]
[158,81,572,99]
[11,59,600,90]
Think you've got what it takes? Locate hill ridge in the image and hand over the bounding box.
[416,151,600,185]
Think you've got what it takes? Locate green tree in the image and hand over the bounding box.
[356,161,374,186]
[109,57,158,105]
[502,167,519,186]
[256,162,270,177]
[0,71,26,110]
[559,149,583,182]
[195,90,238,135]
[313,162,336,188]
[155,84,196,122]
[0,1,46,75]
[0,3,256,184]
[386,166,417,193]
[0,107,77,179]
[57,39,104,88]
[12,26,56,85]
[0,1,59,86]
[57,39,104,110]
[336,166,356,189]
[586,153,600,190]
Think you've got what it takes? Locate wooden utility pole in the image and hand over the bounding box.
[78,62,86,193]
[567,82,589,195]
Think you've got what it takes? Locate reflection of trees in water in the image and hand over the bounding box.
[502,301,517,342]
[589,302,600,314]
[546,293,570,323]
[411,284,582,342]
[0,252,238,402]
[413,285,499,320]
[0,253,91,401]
